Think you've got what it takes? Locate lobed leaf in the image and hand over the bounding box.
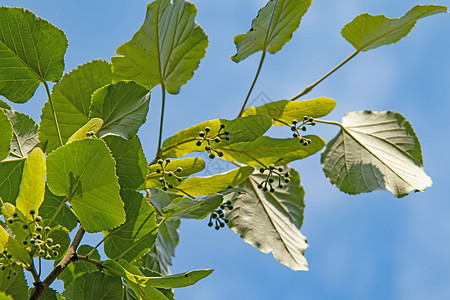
[63,272,123,300]
[112,0,208,94]
[219,135,325,166]
[89,81,150,139]
[341,5,448,52]
[39,60,113,153]
[103,190,157,263]
[46,139,125,232]
[3,110,38,160]
[321,111,432,198]
[0,109,12,161]
[242,97,336,126]
[162,194,223,221]
[0,7,67,103]
[103,135,148,190]
[232,0,312,62]
[225,166,308,270]
[161,115,272,158]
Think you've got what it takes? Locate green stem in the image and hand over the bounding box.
[77,255,102,268]
[156,84,167,160]
[314,119,344,128]
[290,50,360,101]
[237,51,267,118]
[43,81,63,146]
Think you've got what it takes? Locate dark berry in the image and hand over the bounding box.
[220,222,225,228]
[299,138,305,144]
[162,186,168,191]
[44,226,51,232]
[211,213,217,219]
[292,119,298,125]
[224,130,230,135]
[220,124,226,129]
[263,187,268,192]
[214,137,221,143]
[205,127,211,132]
[220,204,226,209]
[156,168,161,173]
[22,224,29,230]
[304,116,309,121]
[158,177,164,182]
[270,188,275,193]
[311,121,316,126]
[290,126,296,131]
[7,218,13,224]
[285,178,290,183]
[225,136,230,141]
[218,151,224,157]
[308,117,314,122]
[199,131,205,137]
[205,145,211,151]
[215,225,220,230]
[168,184,174,189]
[224,219,229,223]
[301,126,307,131]
[157,159,164,165]
[45,255,51,260]
[278,184,284,188]
[303,141,309,146]
[208,222,213,227]
[165,159,171,163]
[36,226,42,232]
[167,172,173,177]
[177,178,182,182]
[257,183,263,189]
[259,168,265,173]
[6,275,10,280]
[228,205,233,210]
[176,167,183,172]
[278,167,283,172]
[269,164,275,170]
[293,133,298,138]
[54,244,60,250]
[23,240,28,245]
[35,216,42,222]
[30,209,36,215]
[38,250,45,256]
[12,212,18,218]
[209,153,215,159]
[196,140,202,146]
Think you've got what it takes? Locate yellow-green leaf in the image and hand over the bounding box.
[66,118,104,144]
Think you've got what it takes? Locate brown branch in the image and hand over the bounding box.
[30,226,86,300]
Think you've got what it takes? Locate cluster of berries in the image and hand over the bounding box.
[156,159,183,191]
[196,124,230,159]
[85,131,96,138]
[257,164,291,193]
[7,210,61,260]
[207,200,234,230]
[290,116,316,146]
[0,250,18,280]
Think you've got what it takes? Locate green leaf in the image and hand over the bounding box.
[40,186,77,232]
[0,99,10,109]
[112,0,208,94]
[173,166,254,197]
[57,245,101,288]
[66,118,104,144]
[39,60,112,153]
[0,263,28,300]
[141,219,179,275]
[321,111,432,198]
[63,272,123,300]
[103,135,148,190]
[161,115,272,158]
[0,109,12,161]
[232,0,312,62]
[219,135,325,166]
[15,148,46,220]
[4,110,39,160]
[242,97,336,126]
[43,220,70,260]
[145,157,205,189]
[0,159,25,204]
[103,190,157,262]
[0,7,67,103]
[163,194,223,221]
[1,203,29,243]
[225,166,308,270]
[89,81,150,139]
[28,287,59,300]
[0,224,32,266]
[46,139,125,232]
[341,5,448,52]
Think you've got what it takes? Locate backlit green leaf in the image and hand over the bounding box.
[321,111,432,198]
[103,190,157,262]
[112,0,208,94]
[163,194,223,221]
[103,135,148,190]
[63,272,123,300]
[40,186,77,232]
[46,139,125,232]
[66,118,103,144]
[4,110,38,160]
[341,5,448,52]
[15,148,46,220]
[232,0,312,62]
[242,97,336,126]
[89,81,150,139]
[0,7,67,103]
[0,159,25,204]
[225,166,308,270]
[39,60,112,153]
[1,203,29,243]
[161,115,272,158]
[0,224,32,266]
[0,263,28,300]
[145,157,205,189]
[173,166,254,197]
[219,135,325,166]
[0,109,12,161]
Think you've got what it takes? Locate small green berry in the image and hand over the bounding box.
[157,159,164,165]
[162,186,168,191]
[36,226,43,232]
[54,244,61,250]
[269,164,275,170]
[176,167,183,172]
[299,138,305,144]
[35,234,42,240]
[165,158,171,163]
[6,254,12,259]
[220,124,226,129]
[35,216,42,222]
[30,239,35,244]
[12,212,18,218]
[196,140,202,146]
[217,151,224,157]
[209,153,215,159]
[44,226,51,232]
[304,116,309,121]
[6,275,10,280]
[311,121,316,126]
[177,177,182,182]
[158,177,164,182]
[226,200,232,206]
[7,218,13,224]
[228,205,233,210]
[224,130,230,135]
[1,266,6,271]
[46,238,53,245]
[205,145,211,151]
[12,271,17,276]
[214,137,221,143]
[53,251,58,256]
[292,119,298,125]
[22,224,29,230]
[167,171,173,177]
[205,127,211,132]
[259,168,265,173]
[168,184,174,189]
[198,131,205,137]
[45,255,51,260]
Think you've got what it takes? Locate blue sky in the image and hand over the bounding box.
[2,0,450,299]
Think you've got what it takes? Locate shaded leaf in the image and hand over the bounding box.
[161,115,272,158]
[225,166,308,270]
[28,287,59,300]
[57,245,100,288]
[40,186,77,232]
[112,0,208,94]
[0,159,25,204]
[0,7,67,103]
[0,224,32,266]
[4,110,38,160]
[15,148,46,220]
[232,0,312,62]
[321,110,432,198]
[219,135,325,166]
[63,272,123,300]
[0,109,12,161]
[39,60,112,153]
[0,263,28,300]
[145,157,205,190]
[173,166,254,197]
[163,194,223,221]
[342,5,448,52]
[103,190,156,262]
[0,99,10,109]
[89,81,150,139]
[242,97,336,126]
[66,118,103,144]
[103,135,148,190]
[46,139,125,232]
